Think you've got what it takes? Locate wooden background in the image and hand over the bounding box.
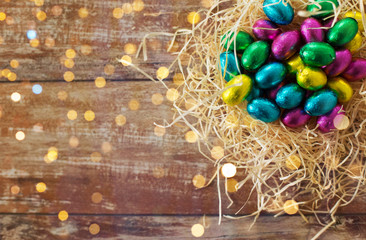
[0,0,365,239]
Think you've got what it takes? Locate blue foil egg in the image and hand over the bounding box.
[276,83,305,109]
[255,62,287,89]
[220,51,241,82]
[263,0,294,25]
[247,98,281,122]
[304,89,338,116]
[246,84,263,102]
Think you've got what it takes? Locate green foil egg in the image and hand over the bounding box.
[241,41,270,71]
[297,66,327,91]
[327,18,358,46]
[222,74,253,106]
[307,0,339,19]
[300,42,336,67]
[221,31,254,53]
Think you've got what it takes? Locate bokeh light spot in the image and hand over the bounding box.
[11,185,20,195]
[91,192,103,203]
[211,146,224,160]
[15,131,25,141]
[95,77,106,88]
[58,91,68,101]
[30,39,40,47]
[65,49,76,59]
[185,131,198,143]
[115,115,126,126]
[166,88,179,101]
[69,136,79,148]
[226,178,238,193]
[11,92,21,102]
[283,200,299,215]
[104,64,115,75]
[192,174,206,188]
[67,110,77,120]
[191,224,204,238]
[84,110,95,121]
[91,152,102,162]
[81,44,92,55]
[187,12,201,24]
[10,60,19,69]
[27,30,37,40]
[0,12,6,21]
[32,84,42,94]
[64,59,75,68]
[128,99,140,110]
[36,11,47,21]
[113,8,124,19]
[36,182,47,193]
[124,43,137,55]
[221,163,236,178]
[122,3,133,14]
[154,126,166,137]
[173,73,184,86]
[58,210,69,221]
[156,67,169,80]
[78,8,89,18]
[151,93,164,105]
[63,71,75,82]
[120,55,132,66]
[133,0,145,11]
[51,5,63,16]
[89,223,100,235]
[334,115,350,130]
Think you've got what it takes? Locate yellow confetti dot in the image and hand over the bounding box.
[286,155,301,170]
[64,59,75,68]
[221,163,236,178]
[122,3,133,14]
[65,49,76,59]
[7,72,17,81]
[58,210,69,221]
[84,110,95,121]
[63,71,75,82]
[91,192,103,203]
[15,131,25,141]
[113,8,124,19]
[101,142,112,153]
[67,110,77,120]
[104,64,115,75]
[185,98,197,110]
[283,199,299,215]
[185,131,198,143]
[120,55,132,66]
[173,73,184,86]
[0,12,6,21]
[58,91,68,101]
[30,39,39,47]
[69,136,79,148]
[45,37,55,48]
[334,115,350,130]
[211,146,224,160]
[95,77,106,88]
[191,223,204,238]
[226,178,238,193]
[133,0,145,12]
[128,99,140,110]
[36,10,47,21]
[81,44,92,55]
[34,0,44,6]
[151,93,164,105]
[78,7,89,18]
[154,126,166,136]
[36,182,47,193]
[10,59,19,69]
[187,12,201,24]
[115,115,126,126]
[47,147,58,162]
[51,5,63,16]
[192,174,205,188]
[11,185,20,195]
[156,67,169,80]
[91,152,102,162]
[11,92,21,102]
[124,43,137,55]
[166,88,179,101]
[89,223,100,235]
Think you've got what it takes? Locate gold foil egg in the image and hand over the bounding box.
[345,31,363,54]
[222,74,253,106]
[327,77,353,102]
[286,54,305,74]
[344,11,364,32]
[297,66,327,91]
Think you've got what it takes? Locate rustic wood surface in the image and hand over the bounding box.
[0,0,365,239]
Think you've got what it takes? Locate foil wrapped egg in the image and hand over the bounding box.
[344,31,363,54]
[275,83,305,109]
[323,48,352,77]
[300,42,336,67]
[327,77,353,103]
[272,30,301,60]
[221,31,254,53]
[222,74,253,106]
[252,19,282,41]
[219,51,241,82]
[246,84,263,102]
[304,89,338,116]
[307,0,339,19]
[255,62,287,89]
[247,98,281,122]
[344,11,364,31]
[286,54,305,74]
[341,58,366,81]
[266,81,286,100]
[317,104,345,132]
[281,107,312,128]
[241,41,270,71]
[300,18,324,43]
[327,17,358,46]
[297,66,327,91]
[263,0,294,25]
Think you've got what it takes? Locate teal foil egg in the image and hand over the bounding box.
[221,31,254,53]
[304,89,338,116]
[247,98,281,122]
[327,18,358,46]
[220,51,241,82]
[241,41,270,71]
[276,83,305,109]
[246,84,263,102]
[263,0,294,25]
[255,62,287,89]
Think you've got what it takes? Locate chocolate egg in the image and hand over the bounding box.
[286,54,305,74]
[221,31,254,53]
[301,18,324,43]
[342,58,366,81]
[297,66,327,91]
[344,11,364,31]
[344,31,362,54]
[272,30,301,60]
[327,77,353,102]
[246,84,263,102]
[281,107,311,128]
[241,41,270,71]
[220,51,241,81]
[276,83,305,109]
[323,48,352,77]
[307,0,339,19]
[300,42,336,67]
[266,81,285,100]
[263,0,294,25]
[255,62,287,89]
[323,18,337,29]
[222,74,253,106]
[247,98,280,122]
[252,19,282,41]
[304,89,338,116]
[317,104,344,132]
[327,18,358,46]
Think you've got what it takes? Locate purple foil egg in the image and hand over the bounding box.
[323,18,337,30]
[272,30,301,60]
[317,104,345,133]
[323,48,352,77]
[281,107,312,128]
[266,81,285,100]
[253,19,282,41]
[342,58,366,81]
[301,18,324,43]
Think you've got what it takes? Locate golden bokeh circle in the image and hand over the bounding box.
[173,73,184,86]
[283,199,299,215]
[154,126,166,137]
[58,210,69,221]
[58,91,68,101]
[10,59,19,69]
[185,131,198,143]
[128,99,140,110]
[133,0,145,12]
[36,182,47,193]
[89,223,100,235]
[65,49,76,59]
[67,110,77,120]
[84,110,95,121]
[187,12,201,24]
[192,174,206,188]
[11,185,20,195]
[78,8,89,18]
[15,131,25,141]
[113,8,124,19]
[166,88,179,102]
[104,64,115,75]
[151,93,164,105]
[120,55,132,66]
[95,77,106,88]
[115,115,127,126]
[91,152,102,162]
[63,71,75,82]
[226,178,238,193]
[124,43,137,55]
[191,224,204,238]
[81,44,92,55]
[156,67,169,80]
[211,146,224,160]
[91,192,103,203]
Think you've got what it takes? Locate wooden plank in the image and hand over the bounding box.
[0,214,366,239]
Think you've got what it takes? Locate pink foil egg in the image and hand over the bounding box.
[272,30,301,60]
[317,104,345,133]
[323,48,352,77]
[301,18,324,43]
[323,18,337,30]
[341,58,366,81]
[281,107,311,128]
[253,19,282,41]
[266,81,285,100]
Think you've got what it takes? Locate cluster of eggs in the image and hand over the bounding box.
[220,0,366,132]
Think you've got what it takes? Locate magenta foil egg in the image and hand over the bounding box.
[317,104,344,133]
[281,107,311,128]
[253,19,282,41]
[266,81,285,100]
[323,48,352,77]
[272,30,301,60]
[323,18,337,30]
[341,58,366,81]
[301,18,324,43]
